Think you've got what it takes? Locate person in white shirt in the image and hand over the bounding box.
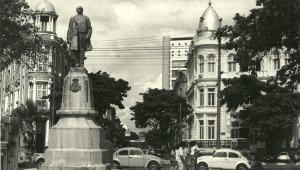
[178,142,188,170]
[190,141,198,168]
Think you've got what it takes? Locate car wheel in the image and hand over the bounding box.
[36,159,44,165]
[236,164,248,170]
[197,163,208,170]
[148,161,160,170]
[113,161,121,169]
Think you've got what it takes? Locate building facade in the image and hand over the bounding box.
[162,35,193,90]
[0,1,70,169]
[186,1,300,152]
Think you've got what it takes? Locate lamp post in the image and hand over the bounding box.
[180,101,182,143]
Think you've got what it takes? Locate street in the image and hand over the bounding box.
[18,162,300,170]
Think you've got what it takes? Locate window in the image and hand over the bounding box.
[249,131,258,145]
[199,89,204,106]
[208,55,215,72]
[118,150,128,156]
[227,54,236,72]
[208,120,215,139]
[214,152,227,157]
[30,83,33,99]
[231,121,239,138]
[208,88,215,106]
[228,152,239,158]
[172,70,179,78]
[178,54,180,56]
[273,58,280,69]
[185,43,187,45]
[199,120,204,139]
[284,51,290,65]
[178,43,180,45]
[199,56,204,73]
[37,84,47,108]
[172,54,174,57]
[38,61,47,72]
[172,51,174,53]
[130,150,142,156]
[172,43,174,46]
[178,51,180,53]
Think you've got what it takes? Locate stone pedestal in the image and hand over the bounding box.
[41,67,111,170]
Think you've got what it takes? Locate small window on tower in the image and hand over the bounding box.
[178,43,180,45]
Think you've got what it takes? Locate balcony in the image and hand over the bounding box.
[195,105,217,112]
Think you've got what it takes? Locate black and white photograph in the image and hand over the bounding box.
[1,0,300,170]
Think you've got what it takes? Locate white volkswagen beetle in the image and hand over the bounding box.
[113,147,162,170]
[197,149,251,170]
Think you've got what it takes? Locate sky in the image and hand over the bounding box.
[27,0,257,133]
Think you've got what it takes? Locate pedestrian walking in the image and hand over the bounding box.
[190,141,198,170]
[175,144,180,170]
[169,145,177,170]
[178,142,188,170]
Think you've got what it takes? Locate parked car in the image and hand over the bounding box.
[262,154,275,162]
[113,147,162,170]
[31,153,45,165]
[197,149,251,170]
[294,150,300,163]
[153,150,166,159]
[277,152,290,163]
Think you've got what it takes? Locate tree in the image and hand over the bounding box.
[144,129,165,149]
[220,75,300,152]
[130,131,140,140]
[10,100,49,153]
[89,71,131,116]
[240,93,300,153]
[130,88,193,150]
[1,0,41,70]
[219,0,300,88]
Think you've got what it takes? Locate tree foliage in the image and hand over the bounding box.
[144,129,165,148]
[10,100,49,152]
[129,131,140,140]
[220,75,300,152]
[130,88,193,150]
[219,0,300,87]
[0,0,41,70]
[89,71,131,116]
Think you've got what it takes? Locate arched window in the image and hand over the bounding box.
[227,54,236,72]
[207,54,215,72]
[199,55,204,73]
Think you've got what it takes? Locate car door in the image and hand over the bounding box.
[117,149,129,167]
[129,149,144,167]
[211,151,228,169]
[227,152,240,169]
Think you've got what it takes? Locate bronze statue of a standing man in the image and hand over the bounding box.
[67,6,92,67]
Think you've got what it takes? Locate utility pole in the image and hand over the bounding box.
[180,101,182,143]
[216,35,221,149]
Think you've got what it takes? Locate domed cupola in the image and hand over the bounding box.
[35,0,56,15]
[34,0,58,34]
[197,0,222,32]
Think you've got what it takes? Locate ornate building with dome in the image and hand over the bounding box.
[185,1,300,153]
[0,0,70,169]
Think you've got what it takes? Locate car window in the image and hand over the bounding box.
[118,150,128,156]
[130,150,142,156]
[214,152,227,157]
[280,153,288,155]
[228,152,239,158]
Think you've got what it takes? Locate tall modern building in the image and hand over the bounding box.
[1,1,70,169]
[185,1,300,152]
[162,34,194,90]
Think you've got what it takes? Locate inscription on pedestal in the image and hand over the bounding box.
[62,80,67,103]
[85,80,89,102]
[71,79,81,93]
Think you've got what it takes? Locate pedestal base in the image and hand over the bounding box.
[41,67,111,170]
